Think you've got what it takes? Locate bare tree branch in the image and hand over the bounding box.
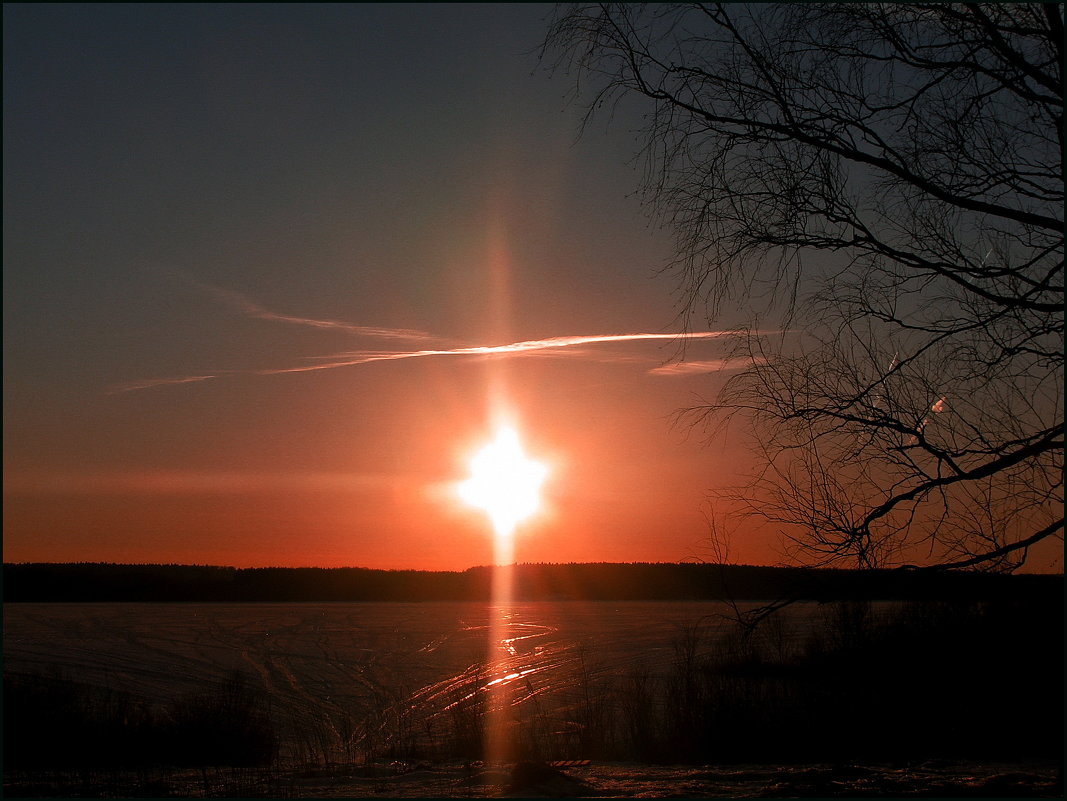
[544,2,1063,573]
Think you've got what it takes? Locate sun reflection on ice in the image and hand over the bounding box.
[454,421,551,768]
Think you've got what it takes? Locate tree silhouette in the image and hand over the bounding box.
[545,3,1063,571]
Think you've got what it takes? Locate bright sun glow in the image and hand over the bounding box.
[458,425,548,539]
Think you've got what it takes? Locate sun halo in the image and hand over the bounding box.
[457,425,549,545]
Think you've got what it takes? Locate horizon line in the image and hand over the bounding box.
[3,560,1062,576]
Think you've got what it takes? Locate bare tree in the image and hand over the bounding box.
[545,3,1063,571]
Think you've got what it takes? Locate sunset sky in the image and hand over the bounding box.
[5,4,789,570]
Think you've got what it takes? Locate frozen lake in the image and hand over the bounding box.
[6,599,1061,799]
[4,600,817,762]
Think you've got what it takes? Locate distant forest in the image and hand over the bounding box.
[3,561,1060,603]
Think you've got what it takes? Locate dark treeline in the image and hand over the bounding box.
[3,561,1060,603]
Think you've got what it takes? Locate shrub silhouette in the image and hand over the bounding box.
[3,667,276,786]
[165,670,276,768]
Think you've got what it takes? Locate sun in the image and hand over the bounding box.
[458,425,549,541]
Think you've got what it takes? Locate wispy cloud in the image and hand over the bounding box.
[254,331,738,375]
[110,375,222,393]
[111,297,775,393]
[112,330,755,392]
[647,357,768,376]
[114,330,776,392]
[195,280,436,341]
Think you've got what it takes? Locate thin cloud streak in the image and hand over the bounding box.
[110,375,222,393]
[113,330,775,392]
[195,280,436,341]
[258,331,740,375]
[648,357,769,376]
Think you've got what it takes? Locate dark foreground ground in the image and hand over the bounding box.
[6,593,1061,797]
[275,760,1067,798]
[4,759,1063,798]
